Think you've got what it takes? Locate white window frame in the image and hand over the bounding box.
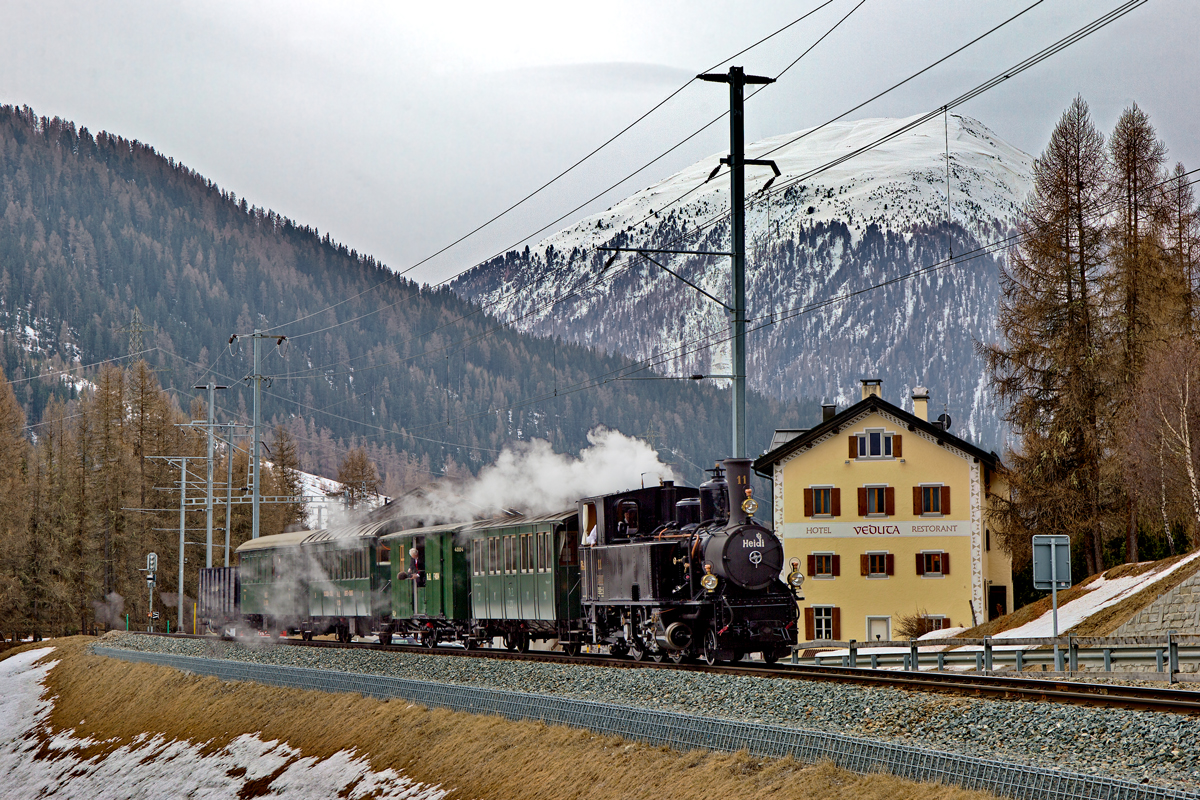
[813,551,836,579]
[866,615,891,642]
[810,485,834,517]
[865,484,888,518]
[813,606,835,640]
[920,483,944,517]
[920,550,946,578]
[857,427,895,460]
[866,550,889,579]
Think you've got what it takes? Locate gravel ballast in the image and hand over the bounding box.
[99,633,1200,791]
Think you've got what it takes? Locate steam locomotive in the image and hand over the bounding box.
[199,457,804,663]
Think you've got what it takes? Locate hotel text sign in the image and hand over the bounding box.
[782,521,968,539]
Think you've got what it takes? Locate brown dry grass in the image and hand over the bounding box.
[6,637,998,800]
[957,552,1200,640]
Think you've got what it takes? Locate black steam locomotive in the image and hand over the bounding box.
[579,457,801,664]
[204,456,803,664]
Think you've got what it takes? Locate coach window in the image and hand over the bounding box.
[378,542,390,566]
[559,528,579,566]
[520,534,530,573]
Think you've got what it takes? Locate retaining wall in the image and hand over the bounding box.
[1113,569,1200,639]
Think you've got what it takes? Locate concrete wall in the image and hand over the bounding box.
[1111,568,1200,637]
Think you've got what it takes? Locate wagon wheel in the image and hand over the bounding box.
[504,632,519,651]
[702,629,719,666]
[422,630,437,648]
[561,639,580,656]
[517,633,531,653]
[378,631,392,646]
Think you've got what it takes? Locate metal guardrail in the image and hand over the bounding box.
[793,633,1197,682]
[94,645,1198,800]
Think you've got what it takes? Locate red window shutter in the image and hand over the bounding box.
[832,554,841,576]
[885,553,895,575]
[941,486,951,515]
[831,607,842,640]
[913,486,923,515]
[804,488,814,517]
[916,553,925,575]
[807,554,816,576]
[831,488,841,516]
[849,435,857,459]
[804,608,814,640]
[860,554,869,576]
[942,552,950,575]
[885,487,895,515]
[893,434,902,457]
[857,487,867,516]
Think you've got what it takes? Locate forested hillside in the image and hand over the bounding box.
[0,105,814,494]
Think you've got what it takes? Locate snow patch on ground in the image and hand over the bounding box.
[994,550,1200,641]
[0,646,444,799]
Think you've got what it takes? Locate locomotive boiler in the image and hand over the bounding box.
[579,457,801,664]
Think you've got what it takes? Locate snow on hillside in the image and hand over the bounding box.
[452,114,1034,451]
[294,468,388,530]
[536,114,1030,257]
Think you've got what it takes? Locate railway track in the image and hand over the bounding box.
[138,632,1200,715]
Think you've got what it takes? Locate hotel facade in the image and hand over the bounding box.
[753,380,1012,642]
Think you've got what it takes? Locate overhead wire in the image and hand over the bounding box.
[262,0,840,338]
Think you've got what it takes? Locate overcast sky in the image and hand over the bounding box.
[3,1,1196,285]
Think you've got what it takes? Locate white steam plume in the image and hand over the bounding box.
[406,427,677,520]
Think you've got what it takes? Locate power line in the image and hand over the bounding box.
[262,1,841,338]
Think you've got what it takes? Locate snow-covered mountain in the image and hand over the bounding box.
[451,114,1034,452]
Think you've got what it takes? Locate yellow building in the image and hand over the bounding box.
[752,380,1011,643]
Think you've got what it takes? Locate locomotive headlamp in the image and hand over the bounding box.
[788,570,805,588]
[741,497,759,515]
[701,562,718,592]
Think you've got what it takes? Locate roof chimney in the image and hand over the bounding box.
[912,386,929,422]
[860,379,882,401]
[821,403,837,422]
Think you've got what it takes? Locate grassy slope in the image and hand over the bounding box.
[957,553,1200,640]
[2,636,995,800]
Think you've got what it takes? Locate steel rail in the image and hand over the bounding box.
[137,632,1200,715]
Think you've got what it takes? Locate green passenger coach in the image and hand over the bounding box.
[381,521,472,646]
[236,531,309,632]
[466,510,581,651]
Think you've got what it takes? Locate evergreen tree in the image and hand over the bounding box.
[983,97,1111,572]
[271,423,306,530]
[1106,104,1169,563]
[337,448,380,509]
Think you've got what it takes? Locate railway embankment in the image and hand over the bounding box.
[4,637,999,800]
[102,632,1200,792]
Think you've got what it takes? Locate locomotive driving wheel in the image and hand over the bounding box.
[668,650,687,664]
[702,629,719,666]
[628,641,646,661]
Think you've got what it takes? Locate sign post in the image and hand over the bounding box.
[141,552,158,633]
[1032,535,1071,671]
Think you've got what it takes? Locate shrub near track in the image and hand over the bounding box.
[4,637,997,800]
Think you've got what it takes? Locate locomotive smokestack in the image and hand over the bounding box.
[723,458,753,526]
